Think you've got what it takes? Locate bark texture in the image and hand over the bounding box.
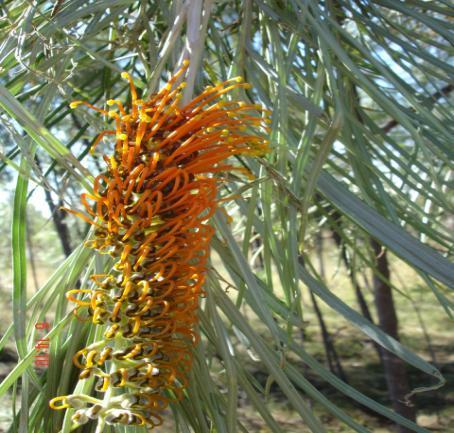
[371,238,416,432]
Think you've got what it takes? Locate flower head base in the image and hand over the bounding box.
[50,62,269,430]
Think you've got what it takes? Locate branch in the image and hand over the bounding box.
[51,0,64,18]
[181,0,213,104]
[382,83,453,134]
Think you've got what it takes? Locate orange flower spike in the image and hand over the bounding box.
[53,63,270,431]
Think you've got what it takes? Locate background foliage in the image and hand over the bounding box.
[0,1,452,433]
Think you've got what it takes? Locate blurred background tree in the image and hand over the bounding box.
[0,1,452,433]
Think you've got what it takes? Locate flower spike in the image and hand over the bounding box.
[50,63,270,430]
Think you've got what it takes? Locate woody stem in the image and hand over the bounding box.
[181,0,213,105]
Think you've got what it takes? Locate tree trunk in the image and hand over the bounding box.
[34,155,73,258]
[371,238,416,431]
[299,252,347,382]
[309,289,348,382]
[327,205,384,363]
[44,189,73,258]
